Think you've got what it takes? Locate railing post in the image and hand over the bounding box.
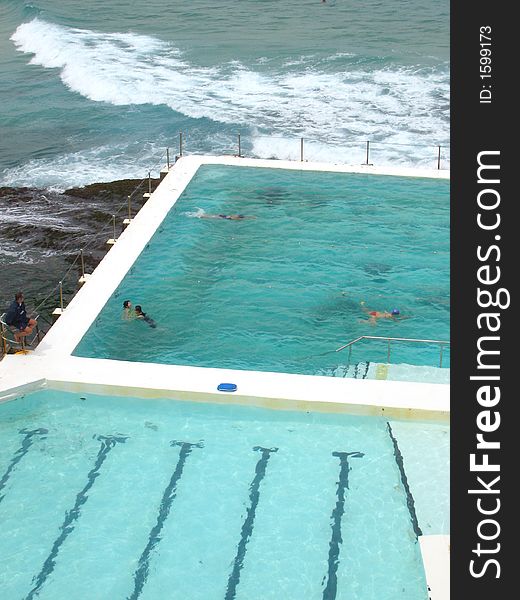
[437,145,441,170]
[439,343,444,368]
[112,214,116,241]
[80,249,85,278]
[300,137,304,162]
[365,141,370,165]
[387,339,391,363]
[52,281,66,322]
[348,345,352,364]
[78,248,92,284]
[237,133,241,157]
[148,171,152,195]
[179,131,183,157]
[122,195,132,230]
[166,147,170,170]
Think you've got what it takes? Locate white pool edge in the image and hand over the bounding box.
[0,353,448,422]
[419,535,450,600]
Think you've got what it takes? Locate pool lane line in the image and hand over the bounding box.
[25,434,128,600]
[225,446,279,600]
[322,450,364,600]
[0,428,48,505]
[128,440,204,600]
[386,422,423,538]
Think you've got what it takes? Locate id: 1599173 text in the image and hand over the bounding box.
[479,26,492,104]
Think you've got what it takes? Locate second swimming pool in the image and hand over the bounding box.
[73,165,449,376]
[0,388,448,599]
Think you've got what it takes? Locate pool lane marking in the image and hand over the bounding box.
[322,450,364,600]
[225,446,279,600]
[25,434,128,600]
[386,422,423,538]
[128,440,204,600]
[0,428,48,504]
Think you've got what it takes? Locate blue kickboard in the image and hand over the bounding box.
[217,383,237,392]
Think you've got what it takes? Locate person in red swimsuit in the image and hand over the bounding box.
[360,300,402,325]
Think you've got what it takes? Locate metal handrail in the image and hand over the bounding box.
[336,335,450,368]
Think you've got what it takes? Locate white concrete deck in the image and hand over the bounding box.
[419,535,450,600]
[0,155,449,422]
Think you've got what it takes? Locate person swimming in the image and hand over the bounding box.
[360,301,403,325]
[199,213,255,220]
[134,305,157,328]
[122,300,135,320]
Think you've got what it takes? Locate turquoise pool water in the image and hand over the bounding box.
[73,165,450,376]
[0,389,448,600]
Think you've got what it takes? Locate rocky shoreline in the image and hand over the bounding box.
[0,178,159,331]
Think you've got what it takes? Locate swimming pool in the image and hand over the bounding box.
[73,164,449,378]
[0,388,448,600]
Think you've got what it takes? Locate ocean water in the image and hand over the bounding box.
[0,388,449,599]
[1,0,449,190]
[74,165,449,374]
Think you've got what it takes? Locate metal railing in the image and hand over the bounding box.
[336,335,450,368]
[220,133,450,170]
[1,313,42,357]
[168,131,449,170]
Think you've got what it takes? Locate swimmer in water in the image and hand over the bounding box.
[359,301,404,325]
[199,213,255,220]
[122,300,135,320]
[135,305,157,328]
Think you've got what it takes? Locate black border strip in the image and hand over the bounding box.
[452,2,512,597]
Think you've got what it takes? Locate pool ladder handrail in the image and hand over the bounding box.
[335,335,450,368]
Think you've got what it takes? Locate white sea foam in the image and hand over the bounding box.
[0,208,81,230]
[11,19,449,157]
[0,243,60,266]
[0,142,169,189]
[183,208,207,218]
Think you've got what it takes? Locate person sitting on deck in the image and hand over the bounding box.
[134,305,157,328]
[4,291,37,343]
